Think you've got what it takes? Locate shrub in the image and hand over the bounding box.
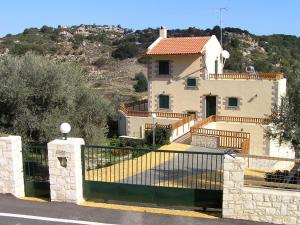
[133,72,147,92]
[40,25,54,33]
[92,57,106,68]
[145,127,172,147]
[111,43,138,60]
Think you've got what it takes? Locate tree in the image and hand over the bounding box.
[133,72,148,92]
[0,53,111,144]
[268,70,300,156]
[111,43,138,60]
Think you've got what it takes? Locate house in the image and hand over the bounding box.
[118,27,294,158]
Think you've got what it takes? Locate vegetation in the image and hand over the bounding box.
[111,43,139,59]
[133,72,148,92]
[0,53,113,144]
[145,127,172,147]
[268,70,300,156]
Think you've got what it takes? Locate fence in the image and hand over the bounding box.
[82,145,224,190]
[242,154,300,190]
[22,145,50,198]
[119,101,188,119]
[209,72,284,80]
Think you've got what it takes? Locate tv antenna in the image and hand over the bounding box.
[218,7,227,47]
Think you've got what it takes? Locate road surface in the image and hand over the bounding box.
[0,194,274,225]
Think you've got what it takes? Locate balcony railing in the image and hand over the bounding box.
[209,73,284,80]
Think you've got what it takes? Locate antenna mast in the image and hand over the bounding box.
[218,7,227,47]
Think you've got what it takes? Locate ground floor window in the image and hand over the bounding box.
[159,95,170,109]
[228,97,238,107]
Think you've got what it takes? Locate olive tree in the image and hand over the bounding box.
[0,53,111,144]
[268,70,300,157]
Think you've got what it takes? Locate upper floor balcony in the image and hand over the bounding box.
[208,72,284,81]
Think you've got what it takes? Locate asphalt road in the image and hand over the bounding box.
[0,194,274,225]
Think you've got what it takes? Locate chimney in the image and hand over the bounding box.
[159,26,167,38]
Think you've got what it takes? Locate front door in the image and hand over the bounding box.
[205,96,216,118]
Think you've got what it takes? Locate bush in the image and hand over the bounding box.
[145,127,172,147]
[40,25,54,33]
[133,72,147,92]
[109,137,146,148]
[92,57,106,68]
[112,43,138,60]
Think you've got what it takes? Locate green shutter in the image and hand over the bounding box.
[228,98,238,107]
[159,95,169,109]
[187,78,196,87]
[215,60,218,74]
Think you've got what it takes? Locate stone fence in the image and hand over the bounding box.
[223,156,300,225]
[1,135,300,224]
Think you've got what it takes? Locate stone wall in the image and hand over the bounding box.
[48,138,85,204]
[223,156,300,225]
[191,134,219,148]
[0,136,24,197]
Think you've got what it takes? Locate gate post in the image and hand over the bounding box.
[0,135,25,198]
[47,138,84,204]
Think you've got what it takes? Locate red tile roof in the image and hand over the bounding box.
[147,36,210,55]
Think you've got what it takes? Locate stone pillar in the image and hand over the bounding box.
[222,155,245,219]
[0,135,24,198]
[47,138,84,204]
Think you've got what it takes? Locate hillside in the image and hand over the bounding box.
[0,25,299,101]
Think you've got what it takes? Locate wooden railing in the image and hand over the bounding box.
[124,99,148,111]
[144,115,195,130]
[171,115,195,129]
[119,101,188,119]
[215,115,270,124]
[209,73,284,80]
[192,115,269,129]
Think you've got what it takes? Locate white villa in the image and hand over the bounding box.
[118,27,294,158]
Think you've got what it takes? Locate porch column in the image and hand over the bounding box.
[0,135,25,198]
[47,138,84,204]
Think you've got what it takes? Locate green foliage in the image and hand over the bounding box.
[268,70,300,155]
[72,34,85,49]
[112,43,138,59]
[0,53,111,144]
[40,25,54,33]
[109,137,146,148]
[133,72,148,92]
[145,127,172,147]
[92,57,106,68]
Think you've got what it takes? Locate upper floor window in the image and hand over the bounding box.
[187,78,197,87]
[228,97,238,107]
[159,60,170,75]
[159,94,170,109]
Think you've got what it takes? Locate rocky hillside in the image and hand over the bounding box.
[0,25,299,101]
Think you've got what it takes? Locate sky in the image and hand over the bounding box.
[0,0,299,37]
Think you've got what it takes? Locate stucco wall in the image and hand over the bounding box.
[126,115,179,138]
[223,156,300,225]
[148,53,286,120]
[203,35,223,75]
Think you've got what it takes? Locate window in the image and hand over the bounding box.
[159,60,169,75]
[187,111,197,118]
[228,97,238,107]
[159,95,170,109]
[187,78,197,87]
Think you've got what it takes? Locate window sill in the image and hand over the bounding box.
[225,106,240,110]
[185,86,199,90]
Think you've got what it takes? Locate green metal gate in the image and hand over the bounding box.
[22,145,50,198]
[82,145,223,208]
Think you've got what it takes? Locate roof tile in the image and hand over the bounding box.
[147,36,210,55]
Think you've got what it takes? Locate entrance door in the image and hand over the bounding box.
[205,96,216,118]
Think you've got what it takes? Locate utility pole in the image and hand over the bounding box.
[218,7,227,47]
